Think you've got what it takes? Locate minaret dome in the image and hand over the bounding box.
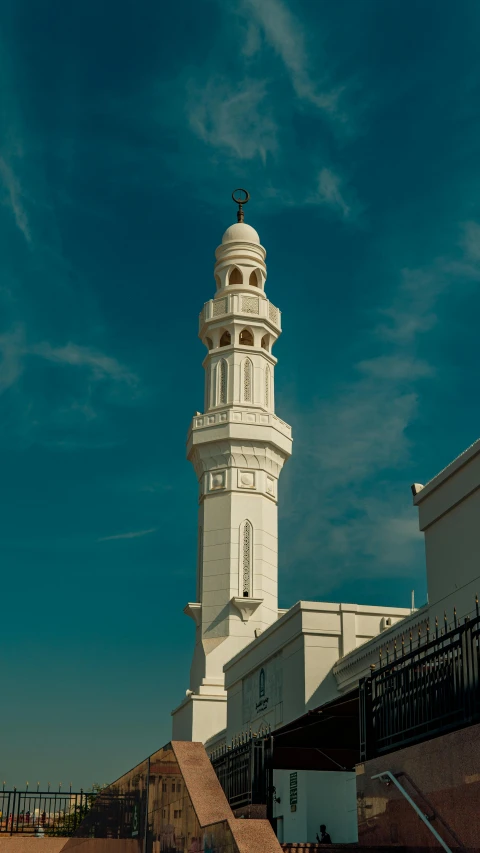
[221,222,260,244]
[214,188,266,293]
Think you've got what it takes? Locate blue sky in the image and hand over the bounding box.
[1,0,480,789]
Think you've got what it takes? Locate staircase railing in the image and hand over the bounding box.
[372,771,466,853]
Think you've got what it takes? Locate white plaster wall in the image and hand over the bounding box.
[272,770,357,844]
[333,607,428,695]
[226,640,304,743]
[423,489,480,622]
[414,441,480,623]
[273,770,307,844]
[281,636,306,725]
[306,771,357,843]
[172,696,227,744]
[224,602,413,741]
[207,345,276,412]
[226,680,243,740]
[304,634,341,709]
[171,699,193,741]
[230,639,306,741]
[200,490,279,641]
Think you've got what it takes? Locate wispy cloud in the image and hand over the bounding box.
[281,221,480,594]
[0,155,31,244]
[308,167,355,220]
[0,38,32,246]
[30,341,138,385]
[0,329,138,393]
[188,78,277,162]
[356,355,433,381]
[461,220,480,263]
[0,327,141,448]
[0,327,24,392]
[99,528,158,542]
[239,0,343,117]
[183,0,355,208]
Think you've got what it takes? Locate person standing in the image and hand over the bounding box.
[316,824,332,844]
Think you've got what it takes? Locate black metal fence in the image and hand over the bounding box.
[66,788,140,839]
[210,730,272,810]
[360,600,480,760]
[0,788,94,835]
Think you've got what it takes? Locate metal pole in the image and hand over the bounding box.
[143,758,150,853]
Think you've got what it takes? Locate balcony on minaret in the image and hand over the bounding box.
[199,295,281,335]
[189,408,291,440]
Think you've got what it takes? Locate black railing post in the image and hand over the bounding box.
[359,677,372,762]
[250,739,256,805]
[266,735,274,826]
[462,620,476,722]
[10,790,15,836]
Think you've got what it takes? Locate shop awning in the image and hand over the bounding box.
[271,688,360,772]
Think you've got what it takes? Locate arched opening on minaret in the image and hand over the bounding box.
[249,270,259,287]
[261,334,270,351]
[239,328,254,346]
[228,267,243,285]
[265,364,270,408]
[240,520,253,597]
[214,274,221,290]
[219,330,231,347]
[205,337,213,350]
[218,359,227,405]
[243,358,253,402]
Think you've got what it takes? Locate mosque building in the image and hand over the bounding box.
[171,191,409,751]
[67,193,480,850]
[170,192,480,845]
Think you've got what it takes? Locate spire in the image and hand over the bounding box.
[232,188,250,223]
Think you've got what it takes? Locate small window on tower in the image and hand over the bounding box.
[249,270,259,287]
[219,359,227,404]
[239,329,253,346]
[243,359,252,402]
[241,519,253,597]
[220,330,231,347]
[229,267,243,284]
[261,334,269,351]
[206,337,213,350]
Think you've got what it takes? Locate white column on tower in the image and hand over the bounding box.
[171,191,292,743]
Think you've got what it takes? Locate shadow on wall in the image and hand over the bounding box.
[357,721,480,852]
[306,670,339,712]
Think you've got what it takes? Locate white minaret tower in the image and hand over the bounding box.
[171,191,292,743]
